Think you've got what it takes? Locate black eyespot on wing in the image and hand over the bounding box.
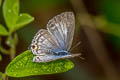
[31,45,35,49]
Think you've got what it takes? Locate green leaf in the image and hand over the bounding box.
[100,0,120,24]
[6,50,74,77]
[0,24,8,36]
[94,16,120,37]
[3,0,19,32]
[15,13,34,31]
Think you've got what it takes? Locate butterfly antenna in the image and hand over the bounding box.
[70,41,81,52]
[73,53,85,60]
[78,55,85,60]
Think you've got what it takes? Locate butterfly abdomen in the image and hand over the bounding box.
[54,50,68,56]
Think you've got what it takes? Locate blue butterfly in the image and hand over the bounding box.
[29,12,80,62]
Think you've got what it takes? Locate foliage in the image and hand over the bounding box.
[0,0,74,79]
[0,24,8,36]
[100,0,120,24]
[94,16,120,51]
[99,0,120,51]
[0,0,34,57]
[0,72,6,80]
[3,0,34,33]
[6,50,74,77]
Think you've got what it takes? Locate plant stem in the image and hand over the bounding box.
[10,46,16,60]
[8,34,16,60]
[0,46,9,55]
[0,37,9,55]
[0,72,7,80]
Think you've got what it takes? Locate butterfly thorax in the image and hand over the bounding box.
[54,50,69,56]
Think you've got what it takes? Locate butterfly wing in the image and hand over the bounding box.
[30,12,79,62]
[47,12,75,51]
[30,29,60,55]
[33,54,81,62]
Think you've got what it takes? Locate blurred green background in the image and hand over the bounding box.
[0,0,120,80]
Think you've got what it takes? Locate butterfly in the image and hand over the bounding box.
[29,12,81,62]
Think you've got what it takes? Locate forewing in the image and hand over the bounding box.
[31,29,60,55]
[47,12,75,51]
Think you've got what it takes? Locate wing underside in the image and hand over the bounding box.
[30,12,77,62]
[33,53,80,62]
[31,29,60,55]
[47,12,75,51]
